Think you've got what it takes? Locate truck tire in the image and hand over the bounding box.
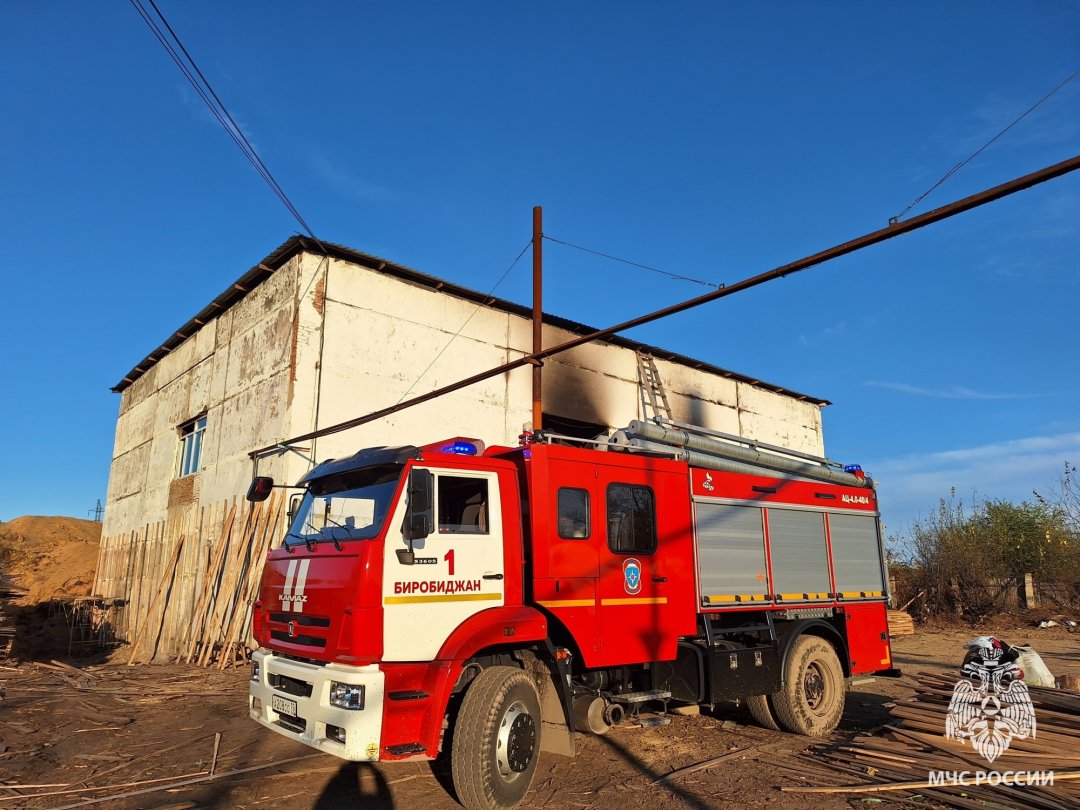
[746,693,781,731]
[452,665,541,809]
[770,635,846,737]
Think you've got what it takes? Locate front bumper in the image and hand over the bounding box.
[249,649,385,761]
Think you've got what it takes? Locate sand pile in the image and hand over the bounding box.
[0,515,100,604]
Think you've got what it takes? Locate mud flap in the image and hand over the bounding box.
[517,645,576,757]
[539,677,575,757]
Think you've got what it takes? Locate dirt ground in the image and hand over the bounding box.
[0,623,1077,810]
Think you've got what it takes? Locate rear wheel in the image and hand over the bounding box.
[770,635,846,737]
[746,693,781,731]
[452,666,541,809]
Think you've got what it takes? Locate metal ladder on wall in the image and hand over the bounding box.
[636,351,672,424]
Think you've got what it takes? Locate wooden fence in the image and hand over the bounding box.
[890,572,1079,617]
[94,493,284,666]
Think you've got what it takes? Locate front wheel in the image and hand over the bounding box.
[770,635,846,737]
[452,666,541,809]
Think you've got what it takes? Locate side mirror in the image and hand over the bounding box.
[399,468,434,564]
[405,513,433,540]
[246,476,274,502]
[408,468,433,515]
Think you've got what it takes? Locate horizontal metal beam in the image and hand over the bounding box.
[250,152,1080,459]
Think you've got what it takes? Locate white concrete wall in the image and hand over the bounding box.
[102,257,304,538]
[306,255,823,466]
[102,249,824,538]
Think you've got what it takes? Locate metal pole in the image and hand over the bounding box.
[532,206,543,431]
[250,152,1080,459]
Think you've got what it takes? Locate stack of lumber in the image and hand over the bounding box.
[181,491,281,669]
[782,670,1080,809]
[126,492,282,668]
[0,572,26,647]
[887,609,915,637]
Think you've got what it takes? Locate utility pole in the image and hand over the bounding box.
[531,206,543,432]
[89,499,104,522]
[250,152,1080,459]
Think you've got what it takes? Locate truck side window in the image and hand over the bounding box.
[557,488,590,539]
[438,476,489,534]
[606,484,656,554]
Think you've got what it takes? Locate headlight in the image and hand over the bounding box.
[329,681,364,710]
[251,661,260,682]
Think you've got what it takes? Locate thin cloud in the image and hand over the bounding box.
[864,381,1038,400]
[799,321,847,346]
[309,152,397,203]
[979,255,1047,279]
[178,85,261,151]
[937,83,1080,160]
[970,89,1080,149]
[869,432,1080,535]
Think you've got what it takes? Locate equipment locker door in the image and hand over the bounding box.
[595,466,691,666]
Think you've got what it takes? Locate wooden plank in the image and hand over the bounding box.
[195,503,245,665]
[127,534,186,664]
[203,500,264,666]
[181,503,236,663]
[211,500,263,662]
[218,492,280,668]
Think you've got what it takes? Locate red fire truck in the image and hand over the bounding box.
[246,421,897,808]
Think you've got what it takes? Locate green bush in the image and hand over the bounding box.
[891,492,1079,619]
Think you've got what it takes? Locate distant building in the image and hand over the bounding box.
[100,236,828,541]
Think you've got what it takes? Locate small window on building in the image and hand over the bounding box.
[438,476,489,534]
[606,484,656,554]
[177,416,206,478]
[557,488,590,539]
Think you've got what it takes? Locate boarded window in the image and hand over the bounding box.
[606,484,656,554]
[767,509,831,599]
[829,513,884,596]
[557,488,590,539]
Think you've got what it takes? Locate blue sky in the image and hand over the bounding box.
[1,3,1077,540]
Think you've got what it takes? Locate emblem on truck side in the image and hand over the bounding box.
[702,473,715,492]
[623,558,642,595]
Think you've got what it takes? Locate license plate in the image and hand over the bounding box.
[271,694,298,717]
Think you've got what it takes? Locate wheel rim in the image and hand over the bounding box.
[803,660,833,716]
[496,699,537,781]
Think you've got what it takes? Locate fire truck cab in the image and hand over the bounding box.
[247,430,897,809]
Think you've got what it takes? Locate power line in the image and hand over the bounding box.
[129,0,283,214]
[395,240,533,405]
[892,67,1080,224]
[251,152,1080,458]
[544,235,721,289]
[130,0,325,251]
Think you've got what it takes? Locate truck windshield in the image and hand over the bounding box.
[285,465,403,548]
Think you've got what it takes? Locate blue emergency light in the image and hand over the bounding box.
[442,440,480,456]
